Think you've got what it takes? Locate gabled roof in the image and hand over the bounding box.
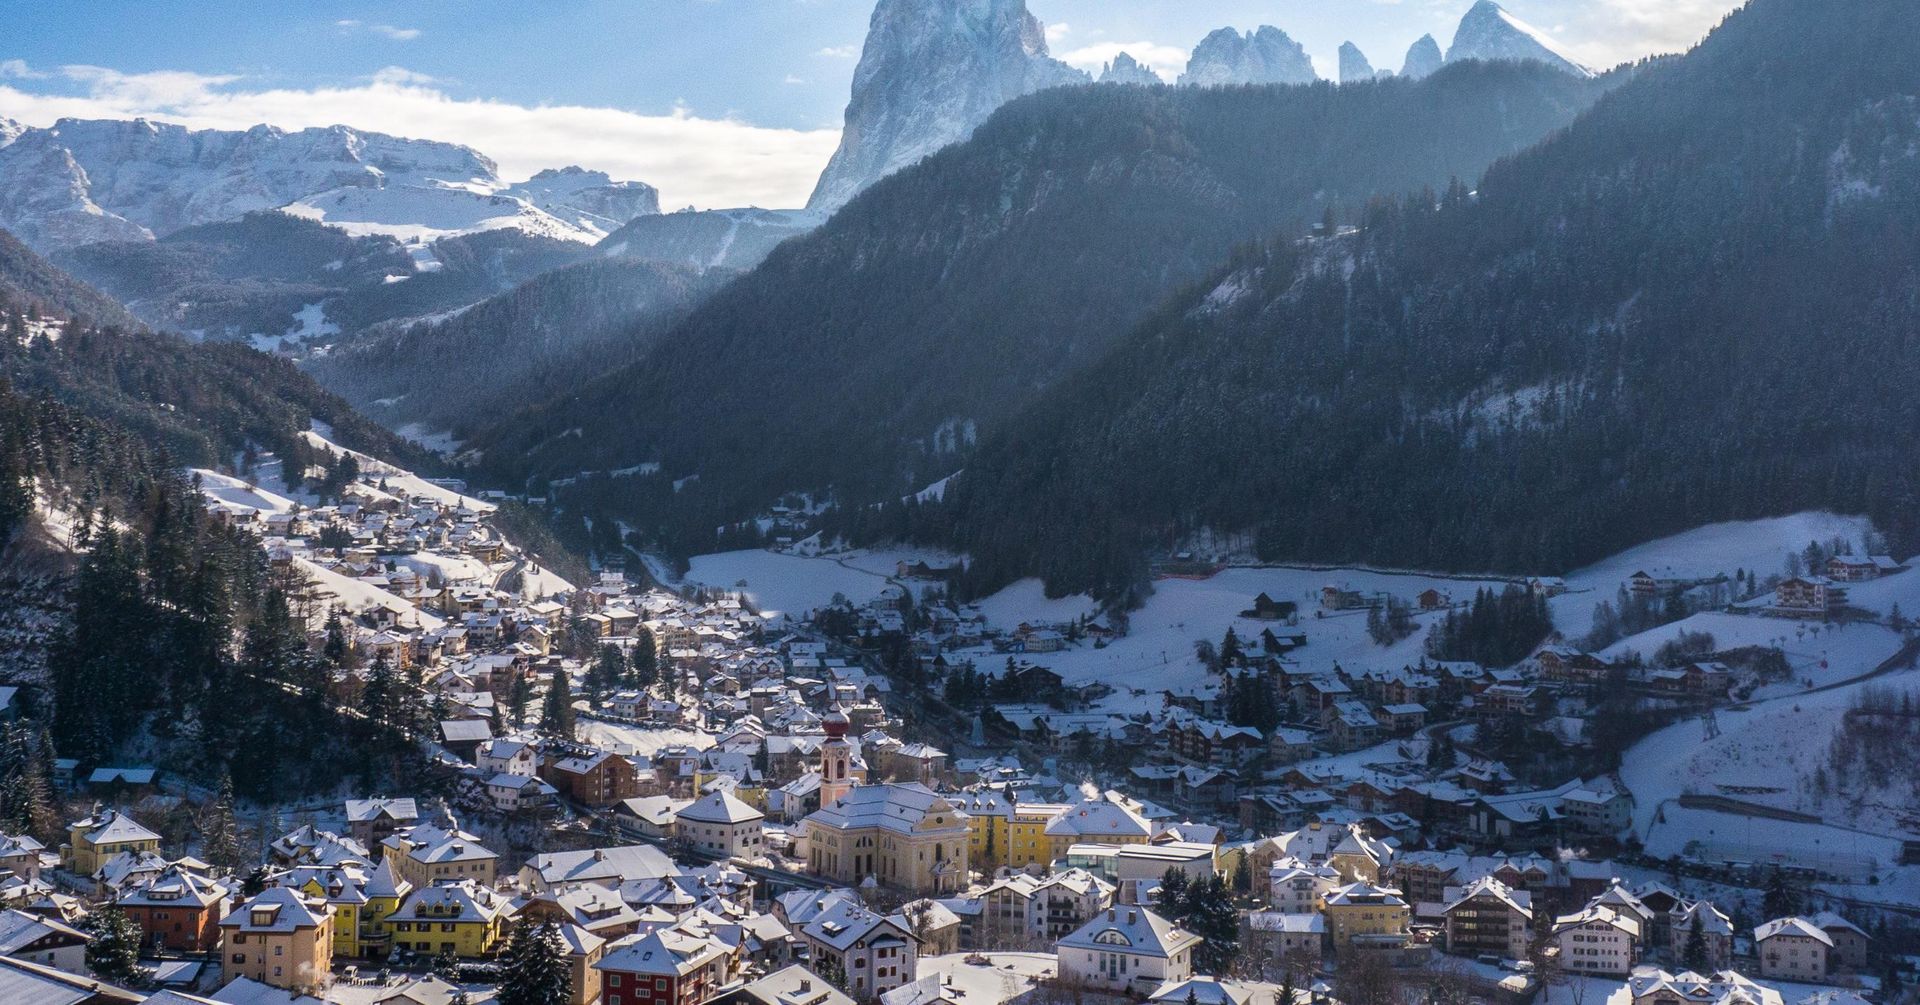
[1755,916,1835,946]
[72,808,161,846]
[1058,907,1202,959]
[800,898,913,953]
[680,789,767,825]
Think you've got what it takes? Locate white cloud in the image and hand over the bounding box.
[1044,22,1071,45]
[0,59,46,80]
[816,44,859,59]
[0,62,839,210]
[335,19,422,41]
[1057,42,1189,82]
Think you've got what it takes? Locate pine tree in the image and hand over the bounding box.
[434,946,462,983]
[498,919,573,1005]
[1683,912,1708,970]
[201,774,243,872]
[540,666,576,739]
[1157,867,1190,917]
[83,907,148,987]
[630,627,658,690]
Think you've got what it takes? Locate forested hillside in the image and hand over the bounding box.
[939,0,1920,603]
[465,63,1614,554]
[308,257,732,437]
[0,229,439,796]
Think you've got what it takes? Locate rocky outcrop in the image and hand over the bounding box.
[1446,1,1594,77]
[1100,52,1162,86]
[1339,42,1389,84]
[806,0,1087,213]
[1401,35,1446,80]
[1180,27,1318,88]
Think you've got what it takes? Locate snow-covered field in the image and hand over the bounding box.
[302,426,493,512]
[580,721,715,758]
[293,557,445,632]
[1550,512,1875,636]
[971,566,1513,716]
[680,547,956,620]
[190,468,300,517]
[394,551,493,586]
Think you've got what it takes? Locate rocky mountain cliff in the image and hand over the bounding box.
[1179,27,1318,88]
[1099,53,1162,86]
[1340,42,1387,84]
[1447,1,1594,76]
[806,0,1086,213]
[1401,35,1446,79]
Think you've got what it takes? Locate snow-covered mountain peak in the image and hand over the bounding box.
[806,0,1088,213]
[0,117,661,252]
[1179,26,1318,88]
[1447,1,1595,77]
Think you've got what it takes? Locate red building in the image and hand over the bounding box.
[115,866,230,953]
[594,927,727,1005]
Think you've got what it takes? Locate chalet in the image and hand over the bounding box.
[1773,577,1847,616]
[1537,648,1613,683]
[1755,917,1832,982]
[541,746,642,807]
[1825,555,1902,582]
[1242,594,1299,621]
[1474,684,1542,722]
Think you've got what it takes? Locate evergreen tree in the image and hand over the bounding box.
[434,946,462,983]
[540,666,576,739]
[83,908,148,987]
[201,774,243,872]
[1683,913,1708,971]
[498,919,573,1005]
[629,628,658,691]
[1157,867,1191,918]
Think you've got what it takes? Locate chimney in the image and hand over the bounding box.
[1128,910,1137,924]
[800,981,812,993]
[1107,909,1115,921]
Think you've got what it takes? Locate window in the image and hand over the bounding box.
[231,953,245,964]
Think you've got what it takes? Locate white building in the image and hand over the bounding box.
[1057,907,1202,995]
[1755,917,1832,983]
[1551,905,1640,976]
[1267,859,1338,914]
[677,790,766,860]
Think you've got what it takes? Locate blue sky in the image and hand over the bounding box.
[1,1,1741,208]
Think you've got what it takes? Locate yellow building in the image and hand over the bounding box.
[1323,882,1410,953]
[65,808,162,877]
[286,856,413,959]
[219,887,335,993]
[1009,804,1069,869]
[952,791,1012,869]
[384,879,513,958]
[804,783,970,894]
[1043,800,1151,863]
[381,825,498,891]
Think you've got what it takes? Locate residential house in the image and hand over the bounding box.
[0,908,90,973]
[1441,877,1532,961]
[799,899,919,999]
[596,925,731,1005]
[1323,882,1409,954]
[381,825,498,890]
[64,808,161,876]
[1056,907,1202,996]
[1755,917,1831,982]
[541,747,642,807]
[1668,901,1734,970]
[116,866,229,953]
[219,888,334,992]
[386,879,512,958]
[677,790,766,860]
[1550,905,1639,976]
[345,798,420,851]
